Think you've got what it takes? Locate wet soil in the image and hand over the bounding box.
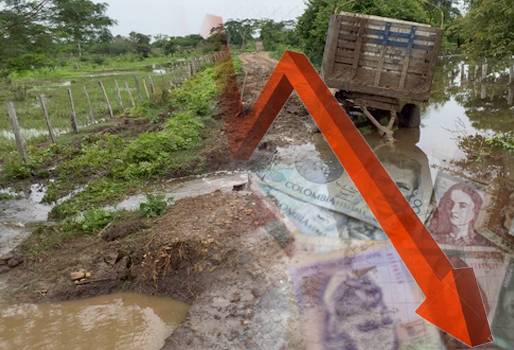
[2,188,302,348]
[2,51,512,349]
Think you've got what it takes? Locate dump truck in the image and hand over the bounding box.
[321,12,443,137]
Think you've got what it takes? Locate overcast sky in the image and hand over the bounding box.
[100,0,307,37]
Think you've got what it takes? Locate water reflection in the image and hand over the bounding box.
[0,293,189,350]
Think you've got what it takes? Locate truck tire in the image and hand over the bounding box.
[399,104,421,128]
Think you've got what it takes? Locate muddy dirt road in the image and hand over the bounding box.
[1,51,513,350]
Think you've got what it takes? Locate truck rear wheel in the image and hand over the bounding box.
[399,104,421,128]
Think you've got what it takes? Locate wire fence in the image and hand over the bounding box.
[3,51,229,162]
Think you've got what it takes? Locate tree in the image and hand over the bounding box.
[459,0,514,64]
[296,0,438,66]
[152,34,169,49]
[224,19,257,48]
[129,32,151,58]
[162,34,204,55]
[0,0,56,74]
[50,0,115,57]
[258,19,299,53]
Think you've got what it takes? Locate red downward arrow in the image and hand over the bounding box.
[226,50,492,347]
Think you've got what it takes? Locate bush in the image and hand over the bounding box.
[51,179,128,219]
[2,158,31,180]
[80,209,115,233]
[139,194,168,218]
[485,132,514,152]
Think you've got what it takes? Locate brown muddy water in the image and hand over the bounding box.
[0,293,189,350]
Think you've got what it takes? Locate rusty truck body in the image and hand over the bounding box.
[321,12,443,134]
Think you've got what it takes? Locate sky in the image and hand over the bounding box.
[100,0,307,37]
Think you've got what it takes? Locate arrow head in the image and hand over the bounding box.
[416,267,492,347]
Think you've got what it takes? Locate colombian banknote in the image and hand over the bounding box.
[491,258,514,350]
[289,244,443,350]
[258,141,434,230]
[427,172,506,251]
[439,247,507,349]
[257,181,387,241]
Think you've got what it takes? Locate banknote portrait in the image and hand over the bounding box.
[491,259,514,350]
[428,182,491,246]
[322,271,397,350]
[289,247,443,350]
[294,139,344,184]
[428,174,496,248]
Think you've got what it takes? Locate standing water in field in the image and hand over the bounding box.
[0,293,189,350]
[0,185,53,256]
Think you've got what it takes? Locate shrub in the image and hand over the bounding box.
[2,157,31,180]
[80,209,115,233]
[51,179,128,219]
[139,194,168,218]
[485,132,514,152]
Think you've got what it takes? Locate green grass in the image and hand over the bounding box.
[139,194,168,218]
[2,52,231,257]
[0,56,193,132]
[42,63,223,219]
[22,209,121,257]
[0,192,18,200]
[485,132,514,152]
[50,178,130,219]
[9,54,188,81]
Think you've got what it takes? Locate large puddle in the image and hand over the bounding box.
[0,185,53,256]
[0,293,189,350]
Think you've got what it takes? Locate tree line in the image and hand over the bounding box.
[223,0,513,68]
[0,0,220,77]
[1,0,512,77]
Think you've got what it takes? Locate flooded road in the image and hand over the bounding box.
[0,55,512,350]
[111,172,248,212]
[0,185,53,256]
[0,293,189,350]
[254,58,513,246]
[249,57,513,349]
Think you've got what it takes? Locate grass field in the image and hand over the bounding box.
[0,55,195,133]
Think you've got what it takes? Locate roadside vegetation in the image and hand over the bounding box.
[2,57,232,254]
[1,0,512,265]
[223,0,513,70]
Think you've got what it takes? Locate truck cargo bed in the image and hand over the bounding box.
[322,12,442,104]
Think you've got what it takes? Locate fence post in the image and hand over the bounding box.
[114,80,124,109]
[125,81,136,108]
[480,84,487,100]
[142,79,150,99]
[38,95,56,143]
[67,88,79,133]
[98,81,114,119]
[6,102,28,162]
[83,86,95,124]
[133,76,142,99]
[148,76,156,94]
[188,62,194,78]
